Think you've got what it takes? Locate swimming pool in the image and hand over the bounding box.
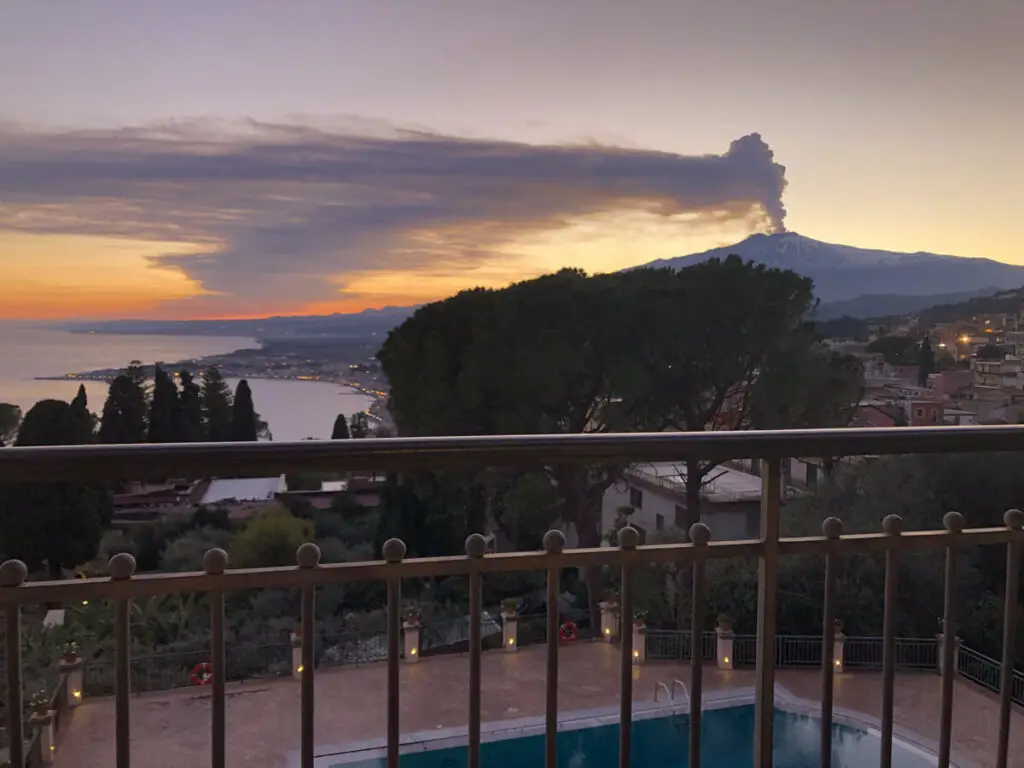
[330,703,937,768]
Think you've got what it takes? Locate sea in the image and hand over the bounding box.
[0,324,374,442]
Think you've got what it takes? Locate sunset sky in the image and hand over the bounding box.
[1,0,1020,320]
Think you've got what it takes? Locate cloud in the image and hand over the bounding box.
[0,119,787,308]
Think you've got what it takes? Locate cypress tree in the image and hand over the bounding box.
[201,367,233,441]
[70,384,94,443]
[147,365,180,442]
[230,379,258,441]
[177,370,204,441]
[331,413,351,439]
[917,338,936,387]
[98,368,148,444]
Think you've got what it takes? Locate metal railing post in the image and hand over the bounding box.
[689,522,711,768]
[754,458,781,768]
[938,512,965,768]
[996,510,1023,768]
[1,559,28,768]
[618,526,639,768]
[109,553,137,768]
[543,529,566,768]
[297,543,321,768]
[382,538,407,768]
[820,517,843,767]
[203,548,229,768]
[880,515,904,768]
[466,534,488,768]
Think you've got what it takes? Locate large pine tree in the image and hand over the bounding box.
[147,365,181,442]
[177,370,204,441]
[98,367,148,444]
[201,367,234,441]
[0,399,112,578]
[230,379,259,441]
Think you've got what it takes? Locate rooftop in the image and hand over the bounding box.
[632,462,763,502]
[200,475,287,504]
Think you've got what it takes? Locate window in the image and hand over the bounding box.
[914,407,924,418]
[629,487,643,508]
[674,505,686,527]
[806,462,818,490]
[655,513,665,532]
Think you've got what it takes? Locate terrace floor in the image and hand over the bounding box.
[54,642,1023,768]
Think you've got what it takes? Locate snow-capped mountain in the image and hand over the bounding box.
[641,232,1024,306]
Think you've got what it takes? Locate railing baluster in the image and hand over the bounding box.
[618,526,639,768]
[880,515,904,768]
[938,512,964,768]
[689,523,711,768]
[382,539,407,768]
[297,543,321,768]
[543,530,566,768]
[755,458,782,768]
[109,553,137,768]
[997,510,1023,768]
[203,549,229,768]
[466,534,488,768]
[1,560,28,768]
[820,517,843,768]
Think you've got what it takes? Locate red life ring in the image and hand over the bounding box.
[559,620,579,643]
[191,662,213,686]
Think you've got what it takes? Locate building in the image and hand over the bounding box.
[200,475,287,505]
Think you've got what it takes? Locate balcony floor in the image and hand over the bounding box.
[55,642,1021,767]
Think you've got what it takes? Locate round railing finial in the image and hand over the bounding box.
[465,533,488,559]
[0,559,28,587]
[881,514,905,535]
[688,522,711,546]
[108,553,137,581]
[943,511,966,534]
[202,548,228,575]
[617,526,640,550]
[382,538,407,563]
[542,529,565,555]
[822,516,844,539]
[296,542,322,568]
[1004,509,1024,531]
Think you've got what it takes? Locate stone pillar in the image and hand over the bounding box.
[290,631,303,680]
[716,626,735,670]
[29,709,56,765]
[937,633,961,675]
[833,631,846,674]
[403,620,421,663]
[599,600,620,642]
[502,611,518,652]
[632,621,646,665]
[58,657,84,708]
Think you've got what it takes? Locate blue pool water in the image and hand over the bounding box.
[336,706,935,767]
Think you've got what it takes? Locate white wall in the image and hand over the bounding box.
[601,481,756,543]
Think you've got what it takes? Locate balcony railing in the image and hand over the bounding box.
[1,426,1024,768]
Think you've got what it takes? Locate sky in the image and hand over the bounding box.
[0,0,1020,320]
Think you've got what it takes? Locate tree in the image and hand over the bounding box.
[200,367,233,441]
[0,400,111,577]
[331,414,351,440]
[98,368,148,444]
[69,384,95,442]
[866,335,918,365]
[231,507,314,568]
[918,338,936,387]
[230,380,258,441]
[0,402,22,445]
[176,370,204,441]
[147,365,181,443]
[349,412,371,439]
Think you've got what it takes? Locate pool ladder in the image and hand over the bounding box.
[653,678,689,704]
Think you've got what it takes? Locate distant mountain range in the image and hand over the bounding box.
[66,232,1024,339]
[640,232,1024,318]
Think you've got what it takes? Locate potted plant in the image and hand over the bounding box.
[833,618,844,634]
[404,607,421,626]
[62,640,80,663]
[717,613,733,633]
[632,609,647,629]
[29,689,50,716]
[502,598,519,616]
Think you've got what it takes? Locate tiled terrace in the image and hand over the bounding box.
[53,642,1024,768]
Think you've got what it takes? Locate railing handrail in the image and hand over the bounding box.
[3,425,1024,482]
